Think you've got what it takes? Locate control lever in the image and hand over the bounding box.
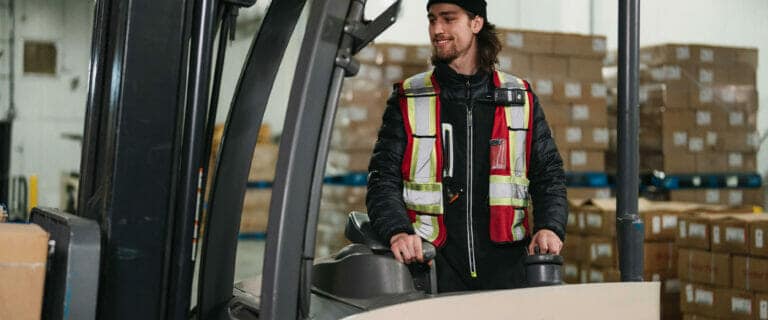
[524,246,564,287]
[421,240,437,262]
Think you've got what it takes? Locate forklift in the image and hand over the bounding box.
[28,0,652,319]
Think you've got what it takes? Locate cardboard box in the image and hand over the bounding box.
[644,242,677,279]
[562,234,584,262]
[497,51,531,76]
[681,314,718,320]
[567,57,603,81]
[327,150,372,174]
[732,255,768,292]
[567,187,611,200]
[0,224,49,320]
[586,266,620,283]
[677,248,731,287]
[695,153,729,173]
[562,261,581,284]
[677,214,715,250]
[552,33,607,58]
[499,29,554,54]
[751,217,768,257]
[641,44,694,65]
[725,152,757,172]
[726,110,758,131]
[643,210,682,241]
[716,289,756,320]
[580,198,617,237]
[531,55,568,78]
[553,126,609,150]
[719,131,759,153]
[570,103,608,126]
[728,64,757,85]
[331,122,380,151]
[734,47,759,69]
[530,78,555,101]
[567,150,605,172]
[661,152,698,174]
[541,103,570,126]
[681,282,721,317]
[709,214,768,254]
[757,292,768,320]
[566,198,590,234]
[661,291,681,320]
[585,236,617,267]
[249,143,279,181]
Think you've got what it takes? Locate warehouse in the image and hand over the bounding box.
[0,0,767,319]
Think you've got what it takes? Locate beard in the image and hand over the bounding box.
[430,35,471,65]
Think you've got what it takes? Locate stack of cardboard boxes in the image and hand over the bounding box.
[609,43,761,207]
[563,198,739,319]
[495,29,611,200]
[678,213,768,319]
[319,43,433,256]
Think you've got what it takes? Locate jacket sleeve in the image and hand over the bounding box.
[366,88,415,243]
[527,91,569,241]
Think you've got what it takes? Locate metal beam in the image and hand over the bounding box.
[616,0,644,282]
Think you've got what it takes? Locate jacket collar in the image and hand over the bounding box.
[432,62,491,91]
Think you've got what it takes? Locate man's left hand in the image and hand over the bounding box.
[528,229,563,255]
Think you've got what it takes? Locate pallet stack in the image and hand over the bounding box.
[496,29,612,200]
[562,198,742,319]
[678,213,768,319]
[608,43,762,207]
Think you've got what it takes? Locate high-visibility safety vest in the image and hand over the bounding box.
[397,70,533,247]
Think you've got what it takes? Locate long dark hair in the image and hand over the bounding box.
[471,14,502,72]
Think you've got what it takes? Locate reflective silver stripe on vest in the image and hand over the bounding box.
[413,214,440,242]
[489,178,529,201]
[511,208,527,240]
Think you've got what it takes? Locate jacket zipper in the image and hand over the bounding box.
[465,79,478,278]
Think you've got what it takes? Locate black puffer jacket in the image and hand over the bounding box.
[366,62,568,290]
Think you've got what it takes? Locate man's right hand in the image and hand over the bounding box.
[390,233,424,264]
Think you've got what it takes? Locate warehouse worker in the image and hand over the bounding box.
[366,0,568,292]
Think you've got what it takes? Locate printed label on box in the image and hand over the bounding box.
[357,46,378,61]
[700,48,715,62]
[729,153,744,168]
[689,223,706,239]
[732,297,752,315]
[580,269,588,283]
[705,190,720,203]
[756,229,764,248]
[726,227,746,243]
[666,66,682,80]
[699,87,714,103]
[680,221,687,238]
[593,128,609,144]
[713,226,721,244]
[566,127,583,143]
[706,132,718,146]
[596,189,611,198]
[723,89,737,103]
[695,289,714,306]
[697,111,712,126]
[700,69,714,83]
[571,151,587,166]
[536,79,554,96]
[568,214,576,226]
[748,133,759,147]
[591,83,607,98]
[589,270,604,283]
[387,47,407,62]
[730,112,745,126]
[586,213,602,228]
[674,132,688,146]
[652,216,661,234]
[729,190,744,206]
[565,83,582,98]
[663,215,678,230]
[760,300,767,319]
[686,284,694,303]
[506,33,524,48]
[572,105,589,121]
[639,88,648,102]
[565,264,578,277]
[593,243,612,258]
[676,46,691,60]
[689,138,704,152]
[592,38,607,52]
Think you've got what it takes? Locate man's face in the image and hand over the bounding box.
[428,3,483,64]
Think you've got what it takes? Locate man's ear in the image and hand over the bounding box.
[471,15,484,34]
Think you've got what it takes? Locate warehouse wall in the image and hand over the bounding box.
[8,0,92,207]
[368,0,768,178]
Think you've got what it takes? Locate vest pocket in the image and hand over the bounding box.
[490,138,508,170]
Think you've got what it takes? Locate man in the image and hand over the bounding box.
[366,0,568,292]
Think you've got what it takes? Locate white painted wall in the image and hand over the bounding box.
[8,0,92,208]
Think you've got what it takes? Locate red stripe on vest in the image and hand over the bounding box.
[523,80,534,238]
[432,74,444,183]
[398,83,414,180]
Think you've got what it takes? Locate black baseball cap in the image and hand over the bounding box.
[427,0,487,18]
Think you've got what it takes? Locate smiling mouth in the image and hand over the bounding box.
[433,39,451,47]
